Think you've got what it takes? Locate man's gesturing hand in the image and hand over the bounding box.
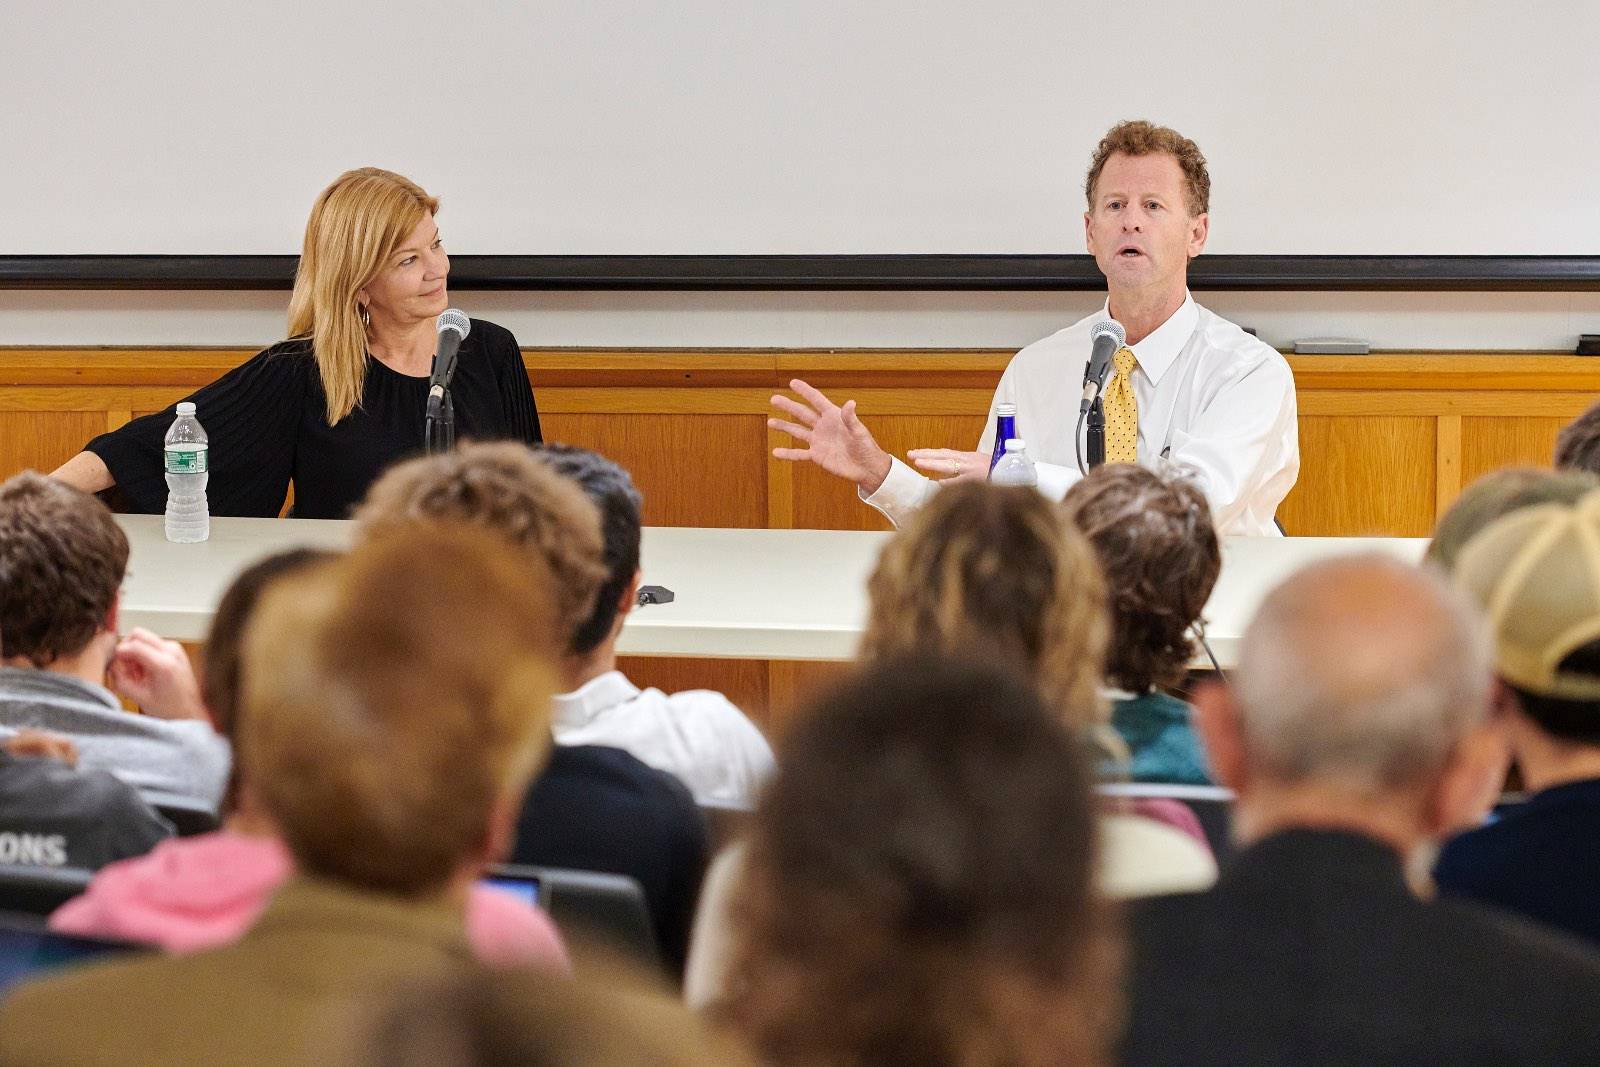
[769,379,893,494]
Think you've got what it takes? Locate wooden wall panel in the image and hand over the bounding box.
[540,412,767,528]
[766,660,853,744]
[2,349,1595,545]
[616,655,772,734]
[1277,416,1436,536]
[0,412,113,476]
[1459,416,1569,485]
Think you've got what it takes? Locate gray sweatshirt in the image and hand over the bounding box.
[0,667,230,813]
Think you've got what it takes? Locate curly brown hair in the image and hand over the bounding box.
[354,442,608,653]
[1062,465,1220,693]
[860,481,1108,730]
[0,472,129,666]
[1084,119,1210,217]
[723,658,1121,1067]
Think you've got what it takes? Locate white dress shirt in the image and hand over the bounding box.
[551,670,775,807]
[864,294,1299,536]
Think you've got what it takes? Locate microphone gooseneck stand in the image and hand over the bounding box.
[1073,395,1109,474]
[1085,396,1105,469]
[424,389,455,454]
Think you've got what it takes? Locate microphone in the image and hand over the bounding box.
[427,309,472,410]
[1079,319,1126,413]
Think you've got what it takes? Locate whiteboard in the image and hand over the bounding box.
[5,0,1598,257]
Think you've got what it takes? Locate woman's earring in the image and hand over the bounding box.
[358,303,371,329]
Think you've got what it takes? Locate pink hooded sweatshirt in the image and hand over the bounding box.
[49,830,568,970]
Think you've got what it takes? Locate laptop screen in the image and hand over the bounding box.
[480,871,544,909]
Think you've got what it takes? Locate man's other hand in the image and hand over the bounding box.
[908,449,990,484]
[107,629,209,722]
[769,379,893,494]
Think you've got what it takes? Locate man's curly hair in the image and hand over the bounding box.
[1062,464,1220,692]
[1084,119,1210,216]
[354,442,608,654]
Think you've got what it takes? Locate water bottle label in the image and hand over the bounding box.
[165,447,208,474]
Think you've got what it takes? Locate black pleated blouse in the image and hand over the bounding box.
[87,319,541,519]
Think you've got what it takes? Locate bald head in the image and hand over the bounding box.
[1233,555,1493,794]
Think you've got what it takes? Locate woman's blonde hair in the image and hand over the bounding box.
[860,481,1110,731]
[287,167,441,425]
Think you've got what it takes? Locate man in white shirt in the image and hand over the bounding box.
[533,444,776,808]
[769,120,1298,536]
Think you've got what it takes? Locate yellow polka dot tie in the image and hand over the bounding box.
[1103,346,1139,464]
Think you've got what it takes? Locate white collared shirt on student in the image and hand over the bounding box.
[551,671,774,808]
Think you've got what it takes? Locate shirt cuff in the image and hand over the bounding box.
[859,456,934,527]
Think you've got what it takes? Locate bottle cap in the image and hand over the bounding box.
[176,402,196,415]
[996,403,1018,416]
[1004,438,1024,452]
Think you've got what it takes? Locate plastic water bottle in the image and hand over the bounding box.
[989,438,1038,488]
[988,403,1018,473]
[163,402,209,543]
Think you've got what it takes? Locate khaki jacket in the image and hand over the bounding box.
[0,875,474,1067]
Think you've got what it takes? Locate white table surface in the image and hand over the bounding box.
[115,515,1426,667]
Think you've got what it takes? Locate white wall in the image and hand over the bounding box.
[5,1,1599,350]
[4,0,1599,255]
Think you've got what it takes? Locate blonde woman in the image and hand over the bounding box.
[51,168,540,518]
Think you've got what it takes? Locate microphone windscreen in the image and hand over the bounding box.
[1089,319,1126,347]
[436,308,471,340]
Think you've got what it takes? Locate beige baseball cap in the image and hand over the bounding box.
[1454,490,1600,701]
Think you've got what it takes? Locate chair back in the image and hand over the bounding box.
[1097,782,1235,859]
[0,865,94,917]
[155,805,221,838]
[489,863,659,974]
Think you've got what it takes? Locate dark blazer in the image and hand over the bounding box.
[514,744,708,979]
[1121,828,1600,1067]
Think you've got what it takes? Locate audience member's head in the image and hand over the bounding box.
[241,524,559,899]
[1196,556,1500,848]
[354,441,608,654]
[0,472,128,668]
[724,658,1118,1067]
[1063,463,1220,693]
[1453,491,1600,751]
[203,547,341,745]
[1426,467,1600,574]
[201,547,339,813]
[862,481,1108,726]
[531,443,644,656]
[346,964,753,1067]
[1555,398,1600,476]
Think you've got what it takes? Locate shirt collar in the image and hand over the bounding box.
[0,665,121,710]
[551,670,641,729]
[1099,292,1197,387]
